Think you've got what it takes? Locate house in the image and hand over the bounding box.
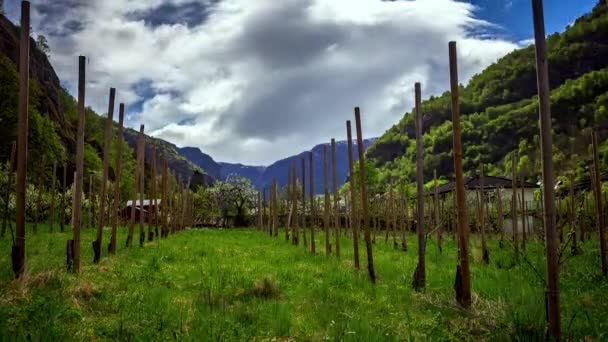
[120,199,162,223]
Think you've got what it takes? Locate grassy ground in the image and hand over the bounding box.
[0,224,607,341]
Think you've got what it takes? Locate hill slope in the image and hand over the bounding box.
[367,2,608,186]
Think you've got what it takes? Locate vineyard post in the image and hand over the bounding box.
[434,170,441,253]
[138,127,145,246]
[355,107,376,283]
[34,156,45,233]
[480,164,489,263]
[413,82,426,290]
[93,88,115,263]
[324,144,331,255]
[109,104,124,253]
[292,161,299,245]
[13,1,30,278]
[2,142,16,238]
[150,144,157,240]
[512,154,519,259]
[449,42,471,307]
[331,139,340,257]
[50,160,57,233]
[592,130,607,275]
[532,0,561,337]
[347,120,360,269]
[309,152,316,253]
[301,157,307,247]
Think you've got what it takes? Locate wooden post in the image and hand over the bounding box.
[161,158,167,238]
[286,168,291,241]
[331,139,340,257]
[60,163,66,232]
[449,42,471,307]
[532,0,560,337]
[68,55,87,274]
[568,174,578,255]
[258,192,262,229]
[301,158,307,247]
[324,144,331,255]
[355,107,376,283]
[92,88,115,263]
[434,170,441,253]
[521,180,527,251]
[273,178,278,237]
[347,121,360,269]
[413,82,426,290]
[50,160,57,233]
[592,130,607,275]
[480,164,489,264]
[512,154,519,259]
[309,152,316,253]
[88,174,93,229]
[34,156,45,233]
[109,105,124,253]
[149,144,158,240]
[2,142,16,238]
[138,127,145,246]
[497,187,504,246]
[13,1,30,278]
[292,163,299,244]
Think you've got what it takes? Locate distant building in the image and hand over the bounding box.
[120,199,162,223]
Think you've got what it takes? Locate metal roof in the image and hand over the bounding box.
[125,199,162,207]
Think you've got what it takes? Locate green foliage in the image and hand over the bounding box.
[368,3,608,189]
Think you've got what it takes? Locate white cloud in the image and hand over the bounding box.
[30,0,518,165]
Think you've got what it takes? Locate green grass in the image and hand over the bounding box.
[0,224,607,341]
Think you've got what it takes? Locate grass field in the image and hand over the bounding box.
[0,224,607,341]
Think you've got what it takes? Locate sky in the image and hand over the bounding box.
[3,0,599,165]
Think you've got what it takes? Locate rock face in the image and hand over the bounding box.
[0,14,74,145]
[178,147,222,180]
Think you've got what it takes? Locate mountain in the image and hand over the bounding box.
[366,1,608,188]
[219,163,266,182]
[177,147,222,180]
[0,12,212,197]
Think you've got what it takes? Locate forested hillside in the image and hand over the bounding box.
[367,1,608,187]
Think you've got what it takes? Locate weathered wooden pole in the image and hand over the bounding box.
[60,163,66,232]
[568,174,578,255]
[512,154,519,259]
[480,164,489,264]
[13,1,30,278]
[68,55,87,274]
[138,127,145,246]
[347,120,360,269]
[413,82,426,290]
[331,139,340,257]
[449,42,471,307]
[34,156,45,233]
[88,174,93,229]
[273,178,279,237]
[434,170,442,253]
[161,157,167,238]
[292,161,299,245]
[92,88,115,263]
[355,107,376,283]
[301,157,307,247]
[49,160,57,233]
[324,144,331,255]
[150,144,158,239]
[532,0,560,337]
[521,181,527,251]
[592,130,607,275]
[2,142,16,238]
[109,104,124,253]
[258,192,262,229]
[309,152,316,253]
[497,187,504,246]
[286,168,291,241]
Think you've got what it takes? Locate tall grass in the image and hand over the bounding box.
[0,225,606,340]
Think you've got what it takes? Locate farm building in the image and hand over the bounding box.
[120,199,162,223]
[431,175,539,234]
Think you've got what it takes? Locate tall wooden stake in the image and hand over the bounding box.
[592,130,607,275]
[109,104,124,254]
[449,42,471,307]
[61,163,66,232]
[480,164,489,264]
[292,161,299,245]
[347,120,360,269]
[331,139,340,257]
[324,144,331,255]
[34,156,45,233]
[2,142,16,238]
[521,180,527,251]
[512,154,519,259]
[273,178,278,237]
[355,107,376,283]
[13,1,30,278]
[434,170,442,253]
[50,161,57,233]
[301,157,307,247]
[532,0,560,337]
[413,82,426,290]
[150,144,158,240]
[93,88,115,263]
[138,127,145,246]
[309,152,316,254]
[161,158,167,238]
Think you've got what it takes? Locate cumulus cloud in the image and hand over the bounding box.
[20,0,518,164]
